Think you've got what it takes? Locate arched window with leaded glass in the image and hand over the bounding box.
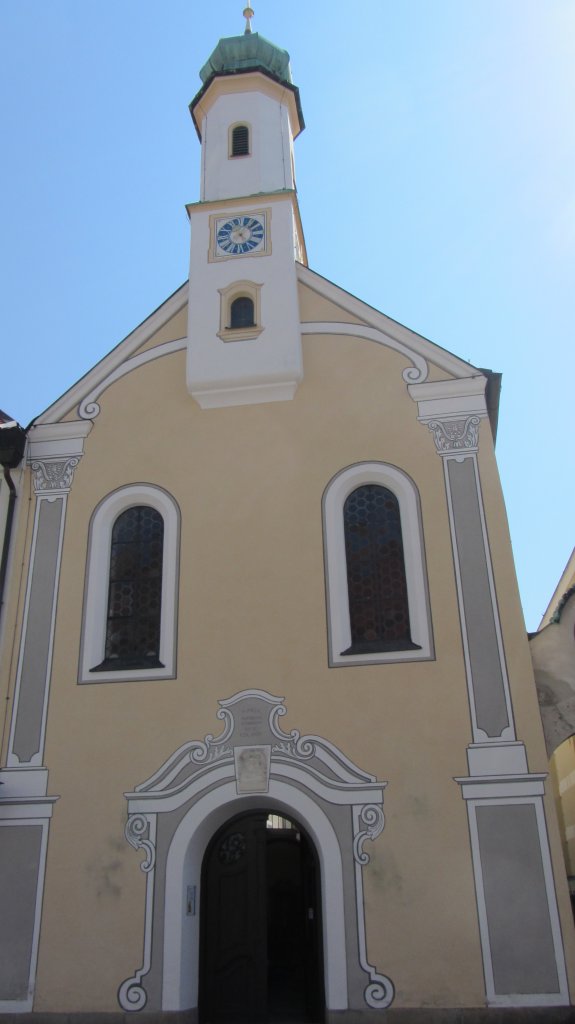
[93,506,164,671]
[322,463,433,666]
[80,485,180,682]
[342,484,416,655]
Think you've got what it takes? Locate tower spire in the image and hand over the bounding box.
[243,5,254,34]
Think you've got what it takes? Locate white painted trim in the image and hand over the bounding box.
[7,493,67,767]
[35,285,188,424]
[0,815,51,1013]
[26,420,92,453]
[297,263,476,380]
[0,801,57,820]
[322,462,433,666]
[79,485,180,683]
[409,375,488,421]
[464,795,569,1006]
[127,759,384,818]
[300,322,428,384]
[466,741,529,777]
[78,338,186,420]
[161,781,348,1013]
[0,769,49,800]
[456,774,547,800]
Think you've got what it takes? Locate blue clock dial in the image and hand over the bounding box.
[216,215,265,255]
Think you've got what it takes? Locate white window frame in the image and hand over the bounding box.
[79,484,180,683]
[322,462,433,667]
[217,280,264,342]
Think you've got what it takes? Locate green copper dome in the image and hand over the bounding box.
[199,32,292,86]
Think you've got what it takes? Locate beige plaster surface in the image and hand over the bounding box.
[4,300,573,1008]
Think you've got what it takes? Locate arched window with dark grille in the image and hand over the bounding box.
[342,484,418,655]
[93,505,164,671]
[230,296,255,329]
[231,124,250,157]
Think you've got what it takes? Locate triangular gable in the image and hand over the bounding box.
[33,264,494,428]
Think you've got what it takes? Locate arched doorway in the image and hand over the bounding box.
[199,810,324,1023]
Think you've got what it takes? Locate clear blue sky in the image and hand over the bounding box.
[1,1,573,630]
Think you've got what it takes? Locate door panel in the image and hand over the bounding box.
[200,812,324,1023]
[202,815,268,1022]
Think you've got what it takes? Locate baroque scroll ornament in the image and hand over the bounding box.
[31,457,80,494]
[427,415,480,454]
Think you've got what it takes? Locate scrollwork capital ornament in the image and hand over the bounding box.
[125,813,156,872]
[353,803,385,865]
[119,814,157,1011]
[31,457,80,494]
[426,416,481,455]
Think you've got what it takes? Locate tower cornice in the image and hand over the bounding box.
[190,67,304,141]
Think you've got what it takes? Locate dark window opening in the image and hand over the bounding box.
[341,484,419,655]
[231,124,250,157]
[230,296,255,329]
[91,505,164,671]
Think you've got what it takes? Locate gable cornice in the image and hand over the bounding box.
[297,263,477,380]
[33,284,188,425]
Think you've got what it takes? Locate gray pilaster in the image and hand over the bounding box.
[410,377,569,1007]
[0,799,57,1013]
[1,422,89,1011]
[6,422,91,772]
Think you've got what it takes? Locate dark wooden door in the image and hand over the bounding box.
[200,812,323,1023]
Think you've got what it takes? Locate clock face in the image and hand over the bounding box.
[215,215,266,256]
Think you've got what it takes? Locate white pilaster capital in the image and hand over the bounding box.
[27,421,92,495]
[409,376,488,455]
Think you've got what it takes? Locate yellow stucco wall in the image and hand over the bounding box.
[2,283,574,1011]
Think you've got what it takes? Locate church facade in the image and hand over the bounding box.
[1,16,574,1023]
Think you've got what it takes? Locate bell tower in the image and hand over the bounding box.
[186,8,306,408]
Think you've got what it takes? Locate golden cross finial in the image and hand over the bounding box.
[243,6,254,34]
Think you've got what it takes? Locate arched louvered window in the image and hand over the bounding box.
[94,505,164,671]
[231,124,250,157]
[342,484,417,655]
[230,296,255,329]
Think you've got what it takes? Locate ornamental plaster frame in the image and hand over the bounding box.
[78,484,180,683]
[119,690,394,1015]
[217,279,264,342]
[322,462,434,667]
